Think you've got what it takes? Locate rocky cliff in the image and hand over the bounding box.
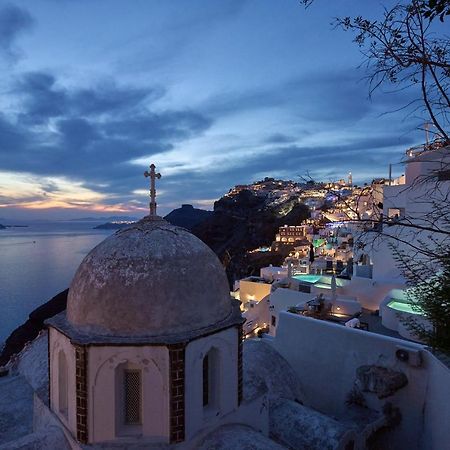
[164,204,212,230]
[0,290,68,367]
[192,189,309,283]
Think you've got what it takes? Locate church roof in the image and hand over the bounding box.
[64,215,237,339]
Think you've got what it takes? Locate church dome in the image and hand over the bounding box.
[66,216,233,337]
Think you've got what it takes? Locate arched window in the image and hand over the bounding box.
[58,350,68,418]
[115,362,142,437]
[202,348,220,411]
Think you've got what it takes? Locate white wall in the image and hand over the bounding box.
[271,312,450,450]
[243,297,269,334]
[239,280,272,305]
[87,345,170,444]
[49,328,77,436]
[184,327,239,441]
[422,353,450,450]
[341,276,404,311]
[268,288,313,336]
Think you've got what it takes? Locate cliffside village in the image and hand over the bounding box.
[0,142,449,450]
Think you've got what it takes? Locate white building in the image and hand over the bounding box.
[370,144,449,284]
[47,216,246,446]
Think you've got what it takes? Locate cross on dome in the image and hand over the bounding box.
[144,163,161,216]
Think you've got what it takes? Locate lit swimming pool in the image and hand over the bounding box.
[387,300,422,315]
[292,274,322,283]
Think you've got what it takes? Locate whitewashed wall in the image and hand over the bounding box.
[87,345,170,444]
[184,327,238,440]
[239,280,272,305]
[272,312,450,450]
[49,328,77,436]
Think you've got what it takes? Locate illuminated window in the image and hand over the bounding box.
[388,208,405,220]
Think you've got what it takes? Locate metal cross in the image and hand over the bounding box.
[144,163,161,216]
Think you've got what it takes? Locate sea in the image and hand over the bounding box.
[0,220,115,344]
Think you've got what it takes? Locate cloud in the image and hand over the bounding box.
[0,4,34,61]
[202,69,372,124]
[265,133,298,144]
[0,71,214,210]
[16,72,162,124]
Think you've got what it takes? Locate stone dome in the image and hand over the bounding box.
[66,216,232,337]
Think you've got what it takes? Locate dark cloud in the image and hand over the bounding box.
[16,71,162,124]
[0,4,34,61]
[203,68,420,129]
[203,69,372,124]
[101,111,211,142]
[0,71,213,208]
[265,133,297,144]
[155,132,418,209]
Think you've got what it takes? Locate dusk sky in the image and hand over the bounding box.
[0,0,427,220]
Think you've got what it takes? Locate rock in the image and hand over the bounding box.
[0,290,68,367]
[192,187,309,284]
[243,339,304,403]
[269,398,356,450]
[356,365,408,399]
[197,424,285,450]
[164,204,212,230]
[93,222,135,230]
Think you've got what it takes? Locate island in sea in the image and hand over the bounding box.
[93,204,213,231]
[0,223,28,230]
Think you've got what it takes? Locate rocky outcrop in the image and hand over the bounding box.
[93,222,134,230]
[0,290,68,367]
[164,204,212,230]
[193,189,309,283]
[356,365,408,399]
[270,398,357,450]
[243,339,304,403]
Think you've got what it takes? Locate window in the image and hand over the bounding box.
[202,348,220,411]
[115,363,143,437]
[298,283,311,293]
[388,208,405,220]
[271,315,276,327]
[58,350,68,418]
[124,370,142,425]
[438,170,450,181]
[203,354,209,407]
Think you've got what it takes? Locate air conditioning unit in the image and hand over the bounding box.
[395,346,422,367]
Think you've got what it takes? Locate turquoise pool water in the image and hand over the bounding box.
[292,274,322,283]
[387,300,422,315]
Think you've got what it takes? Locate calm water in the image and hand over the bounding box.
[0,221,114,343]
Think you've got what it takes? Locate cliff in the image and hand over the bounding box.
[0,289,68,367]
[164,204,212,230]
[192,188,309,283]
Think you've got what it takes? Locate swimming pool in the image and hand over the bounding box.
[387,300,422,315]
[381,297,426,341]
[292,274,322,283]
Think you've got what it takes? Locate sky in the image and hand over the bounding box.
[0,0,430,220]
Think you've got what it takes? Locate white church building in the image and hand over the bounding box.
[47,214,245,446]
